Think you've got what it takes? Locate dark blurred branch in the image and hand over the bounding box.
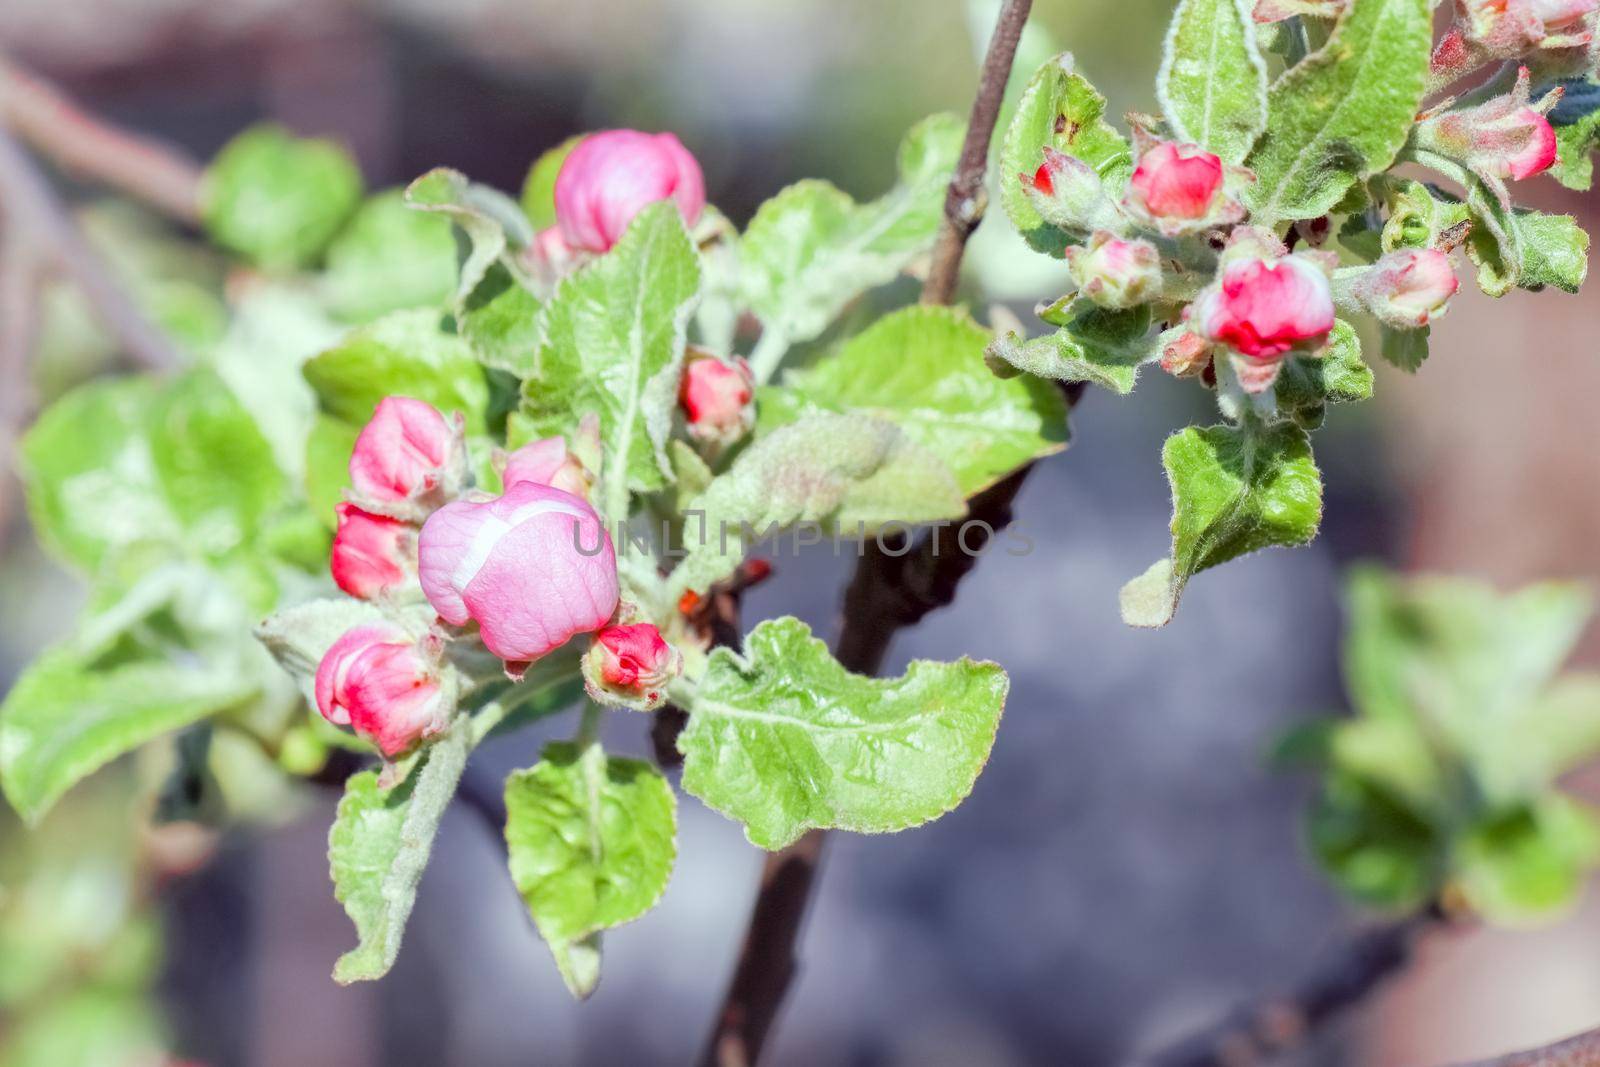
[1139,905,1449,1067]
[1452,1023,1600,1067]
[0,55,203,223]
[0,126,182,372]
[697,4,1035,1065]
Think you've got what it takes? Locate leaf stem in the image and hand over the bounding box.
[696,4,1034,1064]
[575,701,604,751]
[747,326,790,385]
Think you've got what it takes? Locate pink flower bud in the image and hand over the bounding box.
[1191,255,1337,361]
[1126,141,1222,223]
[417,481,618,663]
[1531,0,1599,32]
[680,353,754,445]
[554,130,706,254]
[1022,147,1116,231]
[330,503,417,600]
[1419,69,1560,184]
[1353,249,1460,328]
[1459,0,1595,54]
[500,436,592,498]
[348,396,464,511]
[1064,232,1163,309]
[314,624,448,756]
[584,623,682,710]
[1159,327,1212,378]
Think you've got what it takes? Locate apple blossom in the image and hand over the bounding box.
[417,481,619,663]
[314,624,448,756]
[330,503,417,600]
[500,436,592,498]
[347,396,464,513]
[583,622,682,710]
[680,352,755,446]
[1065,231,1163,309]
[1417,69,1560,185]
[1122,141,1245,235]
[1191,255,1337,363]
[554,129,706,253]
[1023,147,1119,232]
[1352,249,1460,328]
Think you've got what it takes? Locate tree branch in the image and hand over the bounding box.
[0,55,203,224]
[1452,1023,1600,1067]
[697,4,1034,1065]
[1138,906,1448,1067]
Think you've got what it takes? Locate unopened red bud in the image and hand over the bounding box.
[584,622,683,711]
[314,624,448,757]
[680,353,754,446]
[330,503,417,600]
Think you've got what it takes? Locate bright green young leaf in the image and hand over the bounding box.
[985,304,1155,395]
[998,55,1132,253]
[303,308,491,430]
[1378,180,1470,254]
[328,723,471,983]
[1274,320,1373,427]
[1306,769,1443,911]
[739,114,963,348]
[1156,0,1268,164]
[1245,0,1431,224]
[1121,422,1323,628]
[770,305,1067,496]
[521,136,583,229]
[519,202,702,509]
[1453,798,1600,925]
[322,190,459,322]
[201,123,364,270]
[670,412,965,597]
[679,617,1007,850]
[0,647,256,825]
[504,743,676,998]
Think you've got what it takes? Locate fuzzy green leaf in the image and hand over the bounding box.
[303,309,491,430]
[1245,0,1431,224]
[1157,0,1269,164]
[1378,323,1429,372]
[1515,211,1590,294]
[770,305,1067,496]
[519,202,702,505]
[1121,422,1322,628]
[504,744,676,997]
[985,304,1155,395]
[739,114,963,346]
[998,56,1133,252]
[1274,320,1373,427]
[670,412,965,597]
[679,617,1007,850]
[0,647,255,824]
[328,723,471,983]
[322,190,459,322]
[1549,77,1600,191]
[201,124,363,270]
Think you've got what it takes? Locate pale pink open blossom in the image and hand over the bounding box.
[554,130,705,253]
[314,624,448,756]
[680,353,754,445]
[1065,232,1162,309]
[417,481,618,663]
[1191,256,1336,361]
[585,622,682,709]
[1126,142,1224,220]
[348,396,462,508]
[500,436,591,498]
[330,503,417,600]
[1354,249,1460,328]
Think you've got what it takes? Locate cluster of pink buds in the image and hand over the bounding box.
[680,350,755,447]
[583,622,683,711]
[1188,228,1338,393]
[1417,68,1560,195]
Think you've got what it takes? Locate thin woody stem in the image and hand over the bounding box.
[697,4,1034,1065]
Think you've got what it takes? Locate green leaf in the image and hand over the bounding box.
[1453,798,1600,925]
[1157,0,1269,164]
[770,305,1067,496]
[1515,211,1590,294]
[201,123,364,270]
[521,136,583,229]
[322,190,459,322]
[1378,323,1429,372]
[304,414,360,528]
[19,372,287,571]
[328,724,471,983]
[1493,674,1600,796]
[1378,180,1470,254]
[1306,768,1442,911]
[303,308,491,430]
[680,617,1007,850]
[1548,77,1600,191]
[984,304,1155,395]
[0,647,255,824]
[504,743,676,997]
[1121,422,1323,628]
[458,264,543,377]
[255,598,386,707]
[1274,320,1373,427]
[1244,0,1431,224]
[739,114,963,346]
[670,412,965,597]
[519,202,702,508]
[998,57,1132,253]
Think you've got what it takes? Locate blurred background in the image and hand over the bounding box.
[0,0,1597,1064]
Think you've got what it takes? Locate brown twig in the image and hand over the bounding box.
[0,55,204,224]
[697,4,1035,1065]
[1139,905,1449,1067]
[1452,1023,1600,1067]
[0,125,182,372]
